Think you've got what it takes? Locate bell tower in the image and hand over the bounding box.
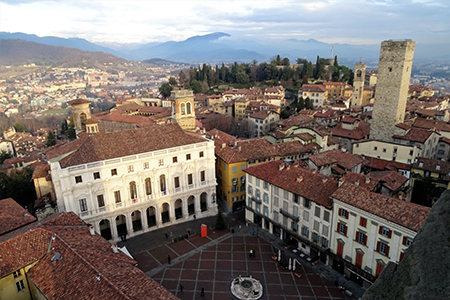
[351,58,366,107]
[67,99,91,132]
[170,88,196,132]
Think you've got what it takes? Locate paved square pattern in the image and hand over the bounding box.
[136,235,355,300]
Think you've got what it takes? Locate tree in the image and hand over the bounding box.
[0,168,36,208]
[45,131,56,147]
[191,80,203,94]
[215,209,227,230]
[282,57,290,66]
[178,71,186,85]
[280,109,291,119]
[0,150,12,164]
[297,97,305,112]
[67,120,76,141]
[305,97,314,109]
[168,77,177,86]
[159,83,173,98]
[61,102,68,109]
[13,122,25,132]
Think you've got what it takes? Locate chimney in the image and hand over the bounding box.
[238,146,241,152]
[286,165,291,170]
[296,176,303,183]
[355,180,360,186]
[322,178,328,183]
[365,176,370,184]
[312,168,316,174]
[222,143,226,148]
[338,178,344,187]
[111,243,119,253]
[279,164,285,171]
[89,225,95,235]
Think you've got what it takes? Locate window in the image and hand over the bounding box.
[248,186,253,195]
[263,181,269,190]
[382,148,387,153]
[231,186,239,193]
[263,193,269,204]
[313,220,320,231]
[111,168,117,176]
[403,236,413,247]
[360,217,367,227]
[292,221,298,232]
[129,181,137,199]
[273,211,279,222]
[16,279,25,292]
[256,178,260,186]
[322,225,329,236]
[377,241,390,256]
[438,150,445,155]
[301,226,309,238]
[312,232,319,242]
[256,189,261,200]
[127,165,134,173]
[174,176,180,188]
[79,198,88,212]
[247,196,252,208]
[75,176,82,183]
[283,190,289,199]
[13,270,21,278]
[200,170,205,182]
[114,191,121,203]
[173,156,178,163]
[293,194,300,204]
[356,231,367,245]
[199,151,204,158]
[355,252,363,268]
[186,154,191,160]
[145,178,152,195]
[303,210,309,221]
[374,146,378,151]
[273,196,279,207]
[337,241,344,258]
[315,207,321,217]
[248,175,252,183]
[337,222,347,236]
[263,206,269,217]
[409,150,414,156]
[158,159,164,166]
[339,208,349,219]
[321,237,329,248]
[303,198,311,209]
[323,210,330,222]
[241,164,245,170]
[187,174,193,185]
[380,226,392,238]
[232,166,237,173]
[180,103,186,114]
[97,195,105,207]
[232,196,238,202]
[187,102,192,114]
[93,172,100,180]
[274,187,279,196]
[144,162,149,169]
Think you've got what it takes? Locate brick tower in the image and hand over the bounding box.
[370,40,415,142]
[351,58,366,107]
[67,99,91,132]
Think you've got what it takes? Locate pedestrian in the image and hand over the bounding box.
[252,229,255,236]
[167,254,171,265]
[120,235,125,242]
[200,287,204,297]
[165,232,168,239]
[249,249,253,258]
[123,233,126,241]
[179,284,183,292]
[253,249,256,258]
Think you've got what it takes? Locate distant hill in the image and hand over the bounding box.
[0,39,129,68]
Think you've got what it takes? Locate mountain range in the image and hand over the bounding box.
[0,31,448,67]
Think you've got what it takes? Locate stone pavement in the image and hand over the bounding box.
[119,211,365,299]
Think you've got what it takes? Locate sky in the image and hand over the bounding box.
[0,0,449,46]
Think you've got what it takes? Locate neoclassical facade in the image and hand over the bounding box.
[47,124,217,241]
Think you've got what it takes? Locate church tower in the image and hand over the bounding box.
[370,40,415,142]
[170,88,196,132]
[351,58,366,107]
[67,99,92,132]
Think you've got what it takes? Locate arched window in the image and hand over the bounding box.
[186,102,192,114]
[160,175,166,194]
[145,178,152,195]
[129,181,137,199]
[180,103,186,115]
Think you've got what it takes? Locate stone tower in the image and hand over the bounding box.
[351,58,366,107]
[67,99,92,132]
[370,40,415,142]
[170,88,196,132]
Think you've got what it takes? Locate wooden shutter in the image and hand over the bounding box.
[379,226,383,234]
[344,225,347,236]
[355,252,363,268]
[399,252,405,262]
[376,262,384,277]
[363,234,367,245]
[337,242,344,258]
[345,210,349,219]
[355,231,360,241]
[402,236,407,245]
[388,230,392,238]
[337,222,340,232]
[376,241,380,252]
[385,245,390,257]
[338,208,342,216]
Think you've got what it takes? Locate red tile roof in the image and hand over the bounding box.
[340,172,379,191]
[245,160,338,208]
[331,120,370,140]
[0,211,177,299]
[308,149,363,170]
[67,99,91,106]
[412,157,450,175]
[274,115,314,131]
[249,110,271,120]
[0,198,36,236]
[301,84,326,92]
[393,128,434,143]
[412,118,450,132]
[46,124,206,168]
[370,170,408,191]
[331,182,430,232]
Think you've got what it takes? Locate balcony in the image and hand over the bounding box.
[252,196,262,204]
[280,208,299,222]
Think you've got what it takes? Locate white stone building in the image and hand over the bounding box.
[46,124,217,241]
[330,182,429,287]
[244,160,338,263]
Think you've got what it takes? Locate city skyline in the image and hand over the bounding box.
[1,0,449,46]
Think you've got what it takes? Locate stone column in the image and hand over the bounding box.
[125,211,133,235]
[141,208,148,232]
[110,216,119,240]
[169,200,176,223]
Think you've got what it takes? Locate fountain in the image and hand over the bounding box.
[230,275,263,299]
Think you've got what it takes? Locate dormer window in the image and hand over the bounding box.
[419,163,423,168]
